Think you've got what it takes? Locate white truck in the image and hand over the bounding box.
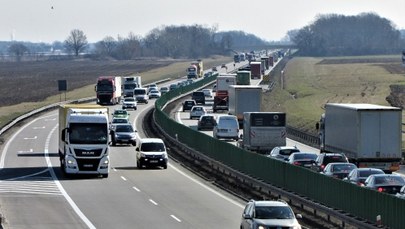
[239,112,287,153]
[318,103,402,173]
[228,85,262,126]
[58,104,110,178]
[123,76,142,97]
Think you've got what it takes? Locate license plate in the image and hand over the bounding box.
[83,164,93,168]
[150,160,158,163]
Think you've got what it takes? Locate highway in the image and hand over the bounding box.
[0,63,248,228]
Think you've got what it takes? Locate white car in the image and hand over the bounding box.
[189,106,207,119]
[202,89,213,98]
[148,89,161,98]
[147,84,158,93]
[122,97,137,110]
[268,146,300,161]
[160,86,169,94]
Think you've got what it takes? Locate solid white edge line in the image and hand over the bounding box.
[149,199,158,206]
[132,186,140,192]
[121,176,127,181]
[170,215,182,222]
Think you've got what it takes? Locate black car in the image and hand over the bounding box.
[344,168,385,186]
[191,91,205,105]
[364,174,405,194]
[182,100,196,112]
[321,162,357,179]
[311,153,349,172]
[287,152,318,168]
[197,115,216,130]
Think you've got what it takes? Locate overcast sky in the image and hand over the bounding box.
[1,0,404,43]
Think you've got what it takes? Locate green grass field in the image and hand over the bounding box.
[262,55,405,135]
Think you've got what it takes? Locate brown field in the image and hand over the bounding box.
[0,56,232,129]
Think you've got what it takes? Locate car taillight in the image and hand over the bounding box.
[358,182,364,186]
[321,165,325,170]
[377,187,384,192]
[293,162,301,166]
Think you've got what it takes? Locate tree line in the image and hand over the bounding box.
[2,25,268,61]
[290,12,404,56]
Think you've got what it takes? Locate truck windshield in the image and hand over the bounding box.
[97,83,113,91]
[69,123,108,144]
[141,143,165,152]
[124,84,137,90]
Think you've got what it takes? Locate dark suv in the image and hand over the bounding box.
[311,153,349,172]
[182,100,196,112]
[191,91,205,105]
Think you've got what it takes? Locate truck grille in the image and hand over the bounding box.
[77,158,101,171]
[75,148,103,157]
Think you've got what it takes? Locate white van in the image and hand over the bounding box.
[213,115,239,141]
[134,88,149,104]
[136,138,168,169]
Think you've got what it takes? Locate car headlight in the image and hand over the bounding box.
[140,152,146,158]
[257,225,266,229]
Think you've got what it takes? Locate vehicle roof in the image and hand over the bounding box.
[138,138,164,144]
[276,146,298,150]
[251,200,289,207]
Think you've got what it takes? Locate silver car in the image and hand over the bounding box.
[241,200,302,229]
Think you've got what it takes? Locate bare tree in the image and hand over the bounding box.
[64,29,88,56]
[8,43,29,62]
[95,36,116,57]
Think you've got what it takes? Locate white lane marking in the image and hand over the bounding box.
[33,126,46,129]
[121,176,127,181]
[132,186,140,192]
[45,125,96,229]
[170,215,182,222]
[169,164,244,209]
[23,136,37,140]
[17,149,33,154]
[44,118,56,121]
[149,199,158,206]
[113,167,117,172]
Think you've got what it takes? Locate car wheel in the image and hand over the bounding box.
[132,141,136,146]
[101,173,109,178]
[137,160,142,169]
[145,101,148,104]
[112,141,116,146]
[134,107,137,110]
[163,163,168,169]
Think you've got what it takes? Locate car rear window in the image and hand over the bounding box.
[359,170,384,178]
[280,149,300,156]
[324,155,347,164]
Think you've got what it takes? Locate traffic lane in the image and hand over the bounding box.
[177,102,319,153]
[55,97,243,228]
[0,113,59,175]
[0,111,90,229]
